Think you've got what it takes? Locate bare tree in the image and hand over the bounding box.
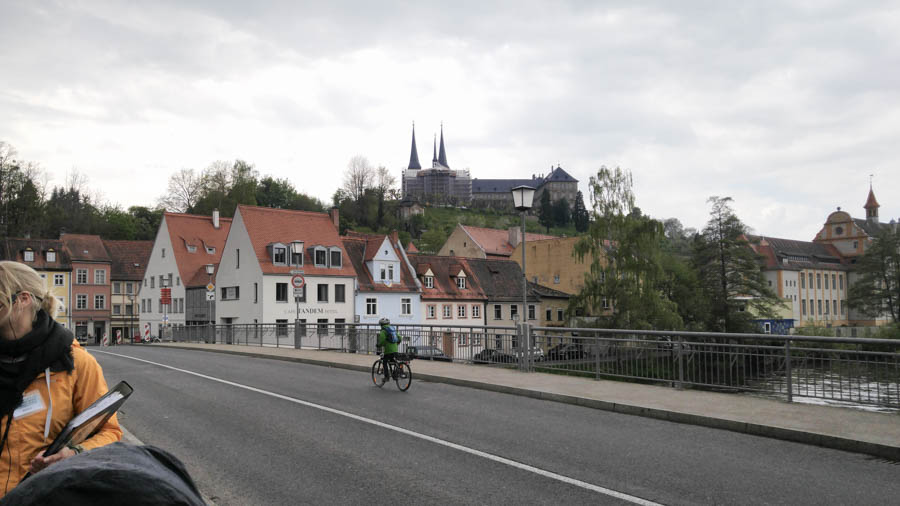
[157,168,203,212]
[375,165,396,195]
[342,155,374,202]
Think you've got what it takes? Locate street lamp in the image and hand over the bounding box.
[206,263,215,343]
[511,185,535,362]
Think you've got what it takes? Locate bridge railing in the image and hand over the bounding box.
[167,323,900,408]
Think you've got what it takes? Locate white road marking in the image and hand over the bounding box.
[97,350,663,506]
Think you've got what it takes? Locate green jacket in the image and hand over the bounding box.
[377,326,402,354]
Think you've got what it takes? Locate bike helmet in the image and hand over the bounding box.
[379,317,390,326]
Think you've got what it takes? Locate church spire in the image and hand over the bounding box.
[438,122,449,168]
[865,180,880,223]
[432,134,438,165]
[408,122,421,170]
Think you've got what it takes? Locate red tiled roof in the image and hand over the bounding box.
[406,242,419,253]
[408,255,486,301]
[236,205,356,277]
[61,234,111,263]
[103,240,153,280]
[0,238,71,270]
[342,234,418,292]
[164,213,233,287]
[865,188,879,208]
[461,225,555,257]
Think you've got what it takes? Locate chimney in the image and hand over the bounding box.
[212,209,220,229]
[329,207,340,230]
[390,230,400,246]
[508,227,522,248]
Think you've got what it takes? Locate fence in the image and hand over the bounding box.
[167,323,900,409]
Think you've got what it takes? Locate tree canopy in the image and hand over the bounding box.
[849,227,900,323]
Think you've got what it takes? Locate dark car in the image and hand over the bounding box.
[473,348,517,364]
[546,343,588,361]
[408,345,453,362]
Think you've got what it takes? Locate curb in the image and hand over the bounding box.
[158,344,900,461]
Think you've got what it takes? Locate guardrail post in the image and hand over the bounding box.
[677,336,685,390]
[785,340,793,403]
[294,320,302,349]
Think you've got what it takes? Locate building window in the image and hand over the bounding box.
[458,305,466,318]
[839,274,844,290]
[401,298,411,315]
[23,250,34,262]
[222,286,240,300]
[853,240,858,249]
[553,274,560,284]
[276,319,288,337]
[459,333,468,346]
[764,322,771,334]
[801,299,807,315]
[557,309,564,322]
[366,298,377,315]
[54,274,64,286]
[126,282,133,294]
[546,309,552,321]
[816,273,821,290]
[330,250,342,268]
[427,305,436,319]
[807,273,812,288]
[317,284,328,302]
[113,282,121,294]
[236,249,240,269]
[494,304,502,320]
[510,305,519,320]
[809,299,814,316]
[335,284,345,303]
[832,300,837,315]
[380,266,386,280]
[77,269,88,284]
[76,294,87,310]
[456,277,466,289]
[472,305,480,319]
[125,303,132,316]
[528,305,535,320]
[317,319,329,334]
[801,275,805,289]
[315,249,327,266]
[841,300,846,315]
[424,276,434,288]
[168,273,173,287]
[162,248,165,258]
[334,319,346,336]
[254,282,258,303]
[94,295,105,310]
[46,250,56,262]
[831,274,836,290]
[274,246,287,265]
[276,283,288,302]
[818,299,823,315]
[602,298,610,309]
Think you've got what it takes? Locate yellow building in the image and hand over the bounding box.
[1,238,72,328]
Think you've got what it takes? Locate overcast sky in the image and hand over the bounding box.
[2,1,898,239]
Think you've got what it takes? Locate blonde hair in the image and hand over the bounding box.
[0,261,58,319]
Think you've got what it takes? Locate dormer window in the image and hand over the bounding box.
[23,249,34,262]
[329,248,342,268]
[187,245,197,253]
[291,242,304,266]
[314,247,327,267]
[273,246,286,265]
[46,250,56,262]
[424,276,434,288]
[456,277,466,289]
[206,246,216,254]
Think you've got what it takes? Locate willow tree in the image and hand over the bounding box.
[569,166,682,330]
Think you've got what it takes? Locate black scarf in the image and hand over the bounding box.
[0,310,74,418]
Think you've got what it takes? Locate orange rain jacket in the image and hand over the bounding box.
[0,340,122,495]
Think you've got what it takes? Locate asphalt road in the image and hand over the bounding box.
[91,346,900,505]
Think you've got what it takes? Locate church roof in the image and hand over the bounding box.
[545,166,578,183]
[472,178,539,194]
[865,187,879,209]
[438,125,449,168]
[408,123,421,170]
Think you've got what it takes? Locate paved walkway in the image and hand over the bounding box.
[155,342,900,460]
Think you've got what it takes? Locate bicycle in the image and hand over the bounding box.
[372,353,413,391]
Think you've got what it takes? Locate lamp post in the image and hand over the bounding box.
[206,263,215,343]
[511,185,535,365]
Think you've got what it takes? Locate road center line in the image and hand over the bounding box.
[97,350,662,506]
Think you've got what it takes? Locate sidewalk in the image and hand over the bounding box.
[156,342,900,460]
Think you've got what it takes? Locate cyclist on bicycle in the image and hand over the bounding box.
[376,317,403,382]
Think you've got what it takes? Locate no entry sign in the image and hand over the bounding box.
[291,274,306,289]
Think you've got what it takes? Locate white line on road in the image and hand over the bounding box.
[97,350,663,506]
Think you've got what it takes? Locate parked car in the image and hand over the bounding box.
[546,343,588,361]
[407,346,453,362]
[473,348,517,364]
[76,335,89,346]
[514,347,546,362]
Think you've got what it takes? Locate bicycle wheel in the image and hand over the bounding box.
[394,362,412,391]
[372,359,386,387]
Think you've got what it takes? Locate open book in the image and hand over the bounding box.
[43,381,133,457]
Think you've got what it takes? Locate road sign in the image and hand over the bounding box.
[291,274,306,289]
[293,287,304,297]
[206,291,215,301]
[206,283,215,292]
[162,315,169,323]
[290,269,305,275]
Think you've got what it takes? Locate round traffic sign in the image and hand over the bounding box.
[291,274,306,289]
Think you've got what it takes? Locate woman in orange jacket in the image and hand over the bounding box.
[0,261,122,496]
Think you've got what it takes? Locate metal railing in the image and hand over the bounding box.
[167,323,900,409]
